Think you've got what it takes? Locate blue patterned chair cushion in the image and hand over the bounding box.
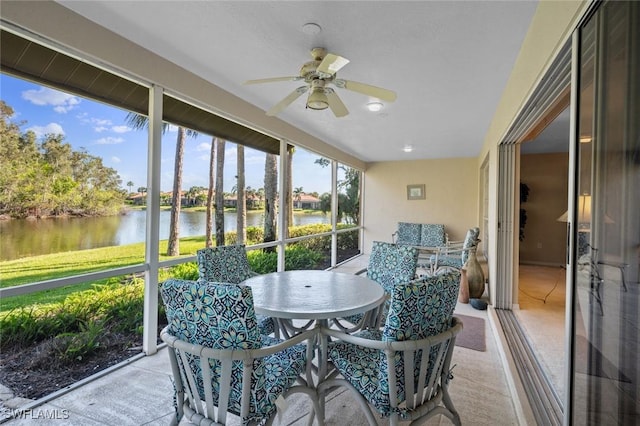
[367,241,419,295]
[328,270,461,418]
[460,227,479,264]
[429,226,480,270]
[197,245,257,284]
[343,241,418,327]
[161,278,307,424]
[196,245,275,336]
[396,222,422,246]
[419,224,446,248]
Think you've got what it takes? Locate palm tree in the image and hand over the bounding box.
[285,145,295,238]
[125,112,197,256]
[167,126,186,255]
[126,181,134,193]
[236,144,246,245]
[215,138,226,246]
[263,153,278,246]
[205,136,215,248]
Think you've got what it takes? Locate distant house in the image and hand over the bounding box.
[127,192,146,206]
[294,194,321,210]
[225,194,263,209]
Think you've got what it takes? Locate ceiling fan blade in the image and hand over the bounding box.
[334,78,397,102]
[326,89,349,117]
[244,76,302,85]
[266,86,308,116]
[317,53,350,76]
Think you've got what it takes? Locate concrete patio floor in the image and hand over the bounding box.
[2,257,524,425]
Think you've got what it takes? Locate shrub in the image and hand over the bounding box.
[247,245,323,274]
[54,320,103,363]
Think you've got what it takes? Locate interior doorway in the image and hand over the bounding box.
[517,105,571,402]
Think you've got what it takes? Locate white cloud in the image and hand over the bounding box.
[95,126,109,133]
[27,122,65,138]
[111,156,121,163]
[196,142,211,152]
[95,136,124,145]
[92,118,111,126]
[22,87,80,113]
[111,125,131,133]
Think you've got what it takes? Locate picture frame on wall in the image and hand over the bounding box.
[407,184,425,200]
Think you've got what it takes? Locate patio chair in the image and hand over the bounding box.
[429,227,480,273]
[320,270,462,425]
[160,278,318,426]
[197,245,275,336]
[333,241,419,332]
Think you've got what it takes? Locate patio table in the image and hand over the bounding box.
[243,270,385,382]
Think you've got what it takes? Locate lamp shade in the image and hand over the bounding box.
[557,195,591,223]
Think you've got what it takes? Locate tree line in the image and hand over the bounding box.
[0,96,360,258]
[0,101,125,218]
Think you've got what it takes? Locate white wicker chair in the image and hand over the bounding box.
[319,272,462,425]
[160,278,318,425]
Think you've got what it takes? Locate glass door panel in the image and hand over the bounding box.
[572,1,639,424]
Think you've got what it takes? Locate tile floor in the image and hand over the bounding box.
[2,256,525,425]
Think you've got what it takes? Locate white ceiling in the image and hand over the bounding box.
[58,0,541,162]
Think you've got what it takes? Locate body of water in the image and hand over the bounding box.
[0,210,329,261]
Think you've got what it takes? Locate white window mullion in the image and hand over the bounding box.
[143,84,163,355]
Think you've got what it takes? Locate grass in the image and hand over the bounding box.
[0,223,358,313]
[0,236,206,313]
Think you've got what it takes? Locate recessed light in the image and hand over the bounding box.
[367,102,383,112]
[579,136,592,143]
[403,145,413,153]
[302,23,322,35]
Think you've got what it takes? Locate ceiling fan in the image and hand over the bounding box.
[244,47,397,118]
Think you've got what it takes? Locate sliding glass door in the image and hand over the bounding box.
[571,1,639,423]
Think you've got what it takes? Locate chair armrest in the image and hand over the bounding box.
[321,317,463,350]
[161,326,317,359]
[355,267,368,276]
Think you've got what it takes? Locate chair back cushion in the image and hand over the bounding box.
[420,224,446,248]
[367,241,419,295]
[396,222,422,246]
[161,278,261,349]
[379,270,461,411]
[461,227,480,264]
[197,245,255,284]
[383,270,461,342]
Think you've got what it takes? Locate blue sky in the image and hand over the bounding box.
[0,73,333,194]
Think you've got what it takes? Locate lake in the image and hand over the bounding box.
[0,210,329,261]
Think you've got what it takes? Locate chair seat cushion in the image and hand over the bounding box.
[186,338,308,422]
[257,314,276,336]
[429,254,463,269]
[328,341,397,414]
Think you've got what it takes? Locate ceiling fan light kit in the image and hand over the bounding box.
[307,87,329,110]
[367,101,383,112]
[244,47,397,118]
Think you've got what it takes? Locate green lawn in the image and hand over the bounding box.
[0,236,206,312]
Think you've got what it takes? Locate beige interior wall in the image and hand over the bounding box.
[519,152,569,266]
[363,158,479,253]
